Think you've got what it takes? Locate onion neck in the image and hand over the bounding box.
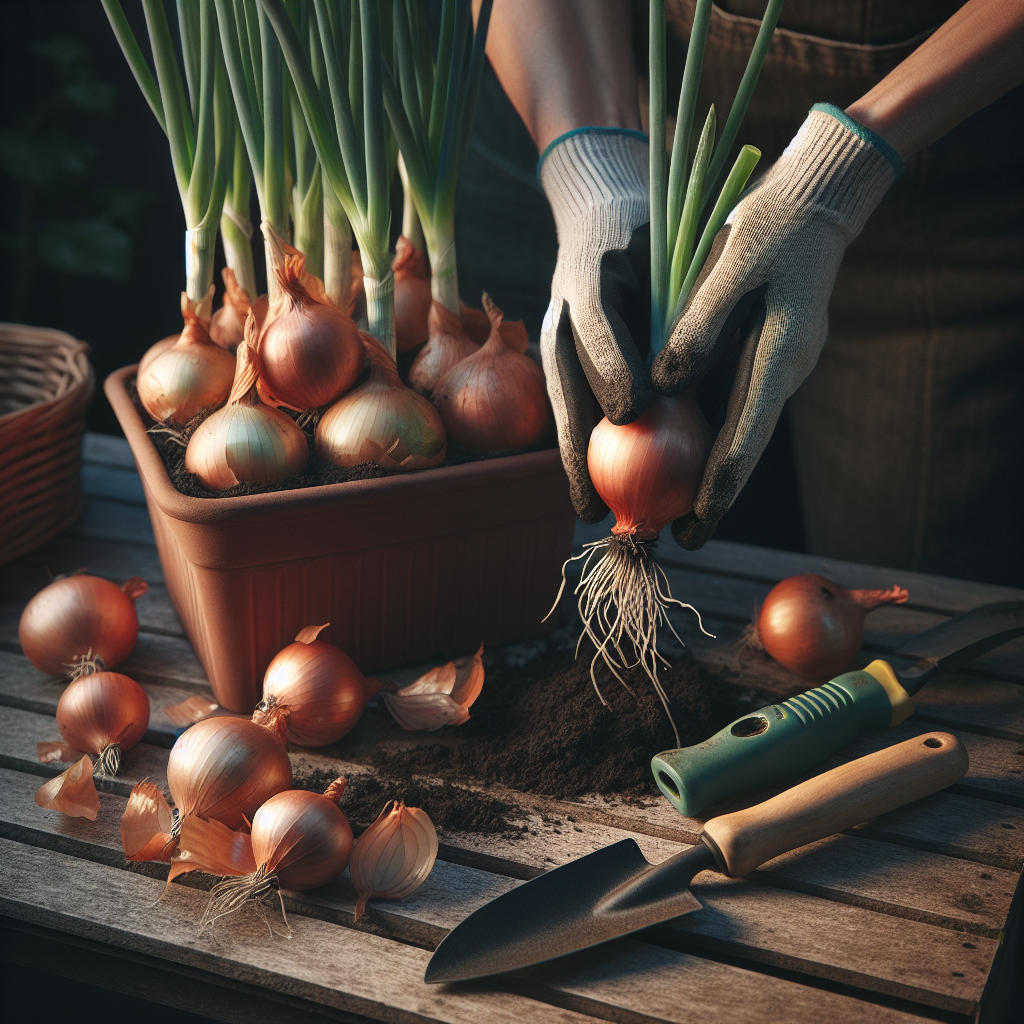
[185,227,217,307]
[424,226,459,314]
[324,187,354,311]
[220,210,257,303]
[398,154,425,253]
[293,175,325,281]
[363,271,397,361]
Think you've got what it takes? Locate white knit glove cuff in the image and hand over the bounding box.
[750,103,903,240]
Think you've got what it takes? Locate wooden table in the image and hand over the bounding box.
[1,433,1022,1024]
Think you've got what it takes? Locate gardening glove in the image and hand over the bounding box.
[652,104,903,549]
[539,128,652,522]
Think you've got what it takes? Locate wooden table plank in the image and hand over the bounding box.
[0,769,987,1016]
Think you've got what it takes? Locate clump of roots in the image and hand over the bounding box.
[548,534,714,748]
[95,742,122,777]
[200,864,290,937]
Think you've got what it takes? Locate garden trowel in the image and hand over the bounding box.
[652,600,1024,817]
[426,730,967,983]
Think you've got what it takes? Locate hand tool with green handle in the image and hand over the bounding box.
[426,730,968,982]
[651,600,1023,818]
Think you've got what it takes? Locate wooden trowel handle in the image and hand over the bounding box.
[702,732,967,878]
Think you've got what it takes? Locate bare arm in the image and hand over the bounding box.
[847,0,1024,158]
[474,0,641,153]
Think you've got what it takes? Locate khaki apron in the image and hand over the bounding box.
[454,2,1023,586]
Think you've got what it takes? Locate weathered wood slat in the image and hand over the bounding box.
[83,432,138,471]
[0,533,166,588]
[0,767,993,1016]
[82,462,147,505]
[72,496,155,545]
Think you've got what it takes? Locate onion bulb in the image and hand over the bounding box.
[461,301,529,352]
[407,300,478,396]
[138,334,178,376]
[120,716,292,863]
[382,643,484,731]
[257,223,364,411]
[316,332,447,472]
[552,389,714,747]
[19,573,148,677]
[172,778,353,930]
[35,755,100,820]
[136,291,236,426]
[349,800,437,921]
[253,623,383,746]
[185,321,308,490]
[210,267,269,352]
[755,574,910,680]
[432,293,550,453]
[51,669,150,775]
[393,236,431,352]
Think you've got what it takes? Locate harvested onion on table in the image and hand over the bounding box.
[751,574,909,680]
[433,293,550,453]
[317,332,447,472]
[253,623,384,746]
[170,778,353,931]
[120,716,292,863]
[136,292,236,427]
[185,320,308,490]
[19,573,148,677]
[39,668,150,776]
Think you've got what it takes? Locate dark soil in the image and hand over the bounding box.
[128,374,555,499]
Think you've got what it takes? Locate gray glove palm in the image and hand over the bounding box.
[653,105,903,548]
[539,129,652,522]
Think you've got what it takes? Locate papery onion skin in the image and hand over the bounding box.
[349,800,438,921]
[407,301,479,396]
[35,755,100,820]
[460,301,529,352]
[19,575,148,676]
[136,295,236,426]
[56,671,149,771]
[757,574,910,681]
[259,235,364,411]
[433,293,550,453]
[588,389,713,541]
[252,788,353,890]
[166,716,292,830]
[394,236,431,352]
[210,267,269,351]
[255,624,382,746]
[317,332,447,472]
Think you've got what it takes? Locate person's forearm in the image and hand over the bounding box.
[847,0,1024,159]
[474,0,641,153]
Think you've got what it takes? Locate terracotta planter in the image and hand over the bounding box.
[105,365,575,712]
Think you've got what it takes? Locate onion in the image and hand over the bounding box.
[120,716,293,864]
[19,574,148,676]
[52,670,150,776]
[171,778,353,931]
[136,291,236,426]
[432,293,550,453]
[350,800,438,921]
[552,389,714,747]
[461,300,529,352]
[257,223,364,412]
[137,334,178,376]
[253,623,383,746]
[393,236,431,352]
[755,574,910,680]
[185,322,308,490]
[407,301,478,396]
[316,332,447,472]
[209,266,269,352]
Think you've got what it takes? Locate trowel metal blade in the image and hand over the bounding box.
[425,839,706,984]
[895,600,1024,670]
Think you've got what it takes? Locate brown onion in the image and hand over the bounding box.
[349,799,437,921]
[461,301,529,352]
[253,623,383,746]
[258,223,364,411]
[393,236,431,352]
[185,321,308,489]
[53,670,150,775]
[756,574,910,680]
[316,332,447,472]
[589,389,713,542]
[210,266,269,351]
[19,574,148,676]
[138,333,178,376]
[407,300,478,396]
[433,293,550,453]
[136,292,236,426]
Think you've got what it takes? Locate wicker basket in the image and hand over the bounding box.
[0,323,94,566]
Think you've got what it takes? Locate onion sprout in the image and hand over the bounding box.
[383,0,493,314]
[102,0,233,306]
